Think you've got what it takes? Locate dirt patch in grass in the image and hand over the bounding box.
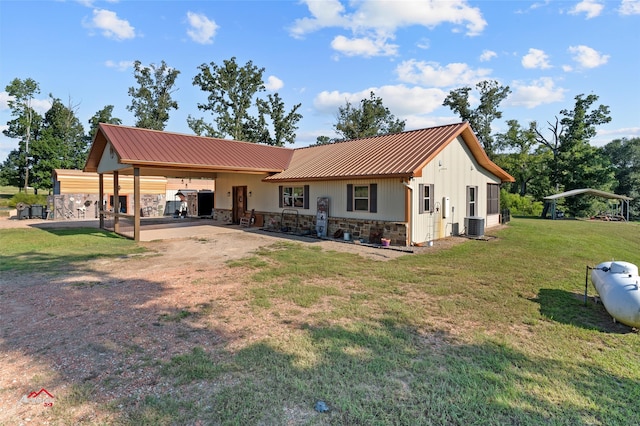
[0,217,471,424]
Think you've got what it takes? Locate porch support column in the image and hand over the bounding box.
[134,167,141,241]
[403,179,412,246]
[113,171,119,234]
[99,173,104,229]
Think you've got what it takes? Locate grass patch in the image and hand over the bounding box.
[122,395,196,426]
[159,309,192,322]
[0,185,19,217]
[197,218,640,424]
[160,347,227,384]
[0,227,145,272]
[5,218,640,425]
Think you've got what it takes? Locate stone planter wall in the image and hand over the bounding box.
[259,211,408,246]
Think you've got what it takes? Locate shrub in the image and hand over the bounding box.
[500,190,544,217]
[8,192,48,208]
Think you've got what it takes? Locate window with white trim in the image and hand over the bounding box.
[419,183,434,214]
[346,184,377,213]
[467,185,478,217]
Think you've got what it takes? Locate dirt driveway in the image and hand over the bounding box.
[2,217,466,424]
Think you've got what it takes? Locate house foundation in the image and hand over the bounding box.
[215,209,408,246]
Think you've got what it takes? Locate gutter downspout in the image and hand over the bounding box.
[402,179,412,246]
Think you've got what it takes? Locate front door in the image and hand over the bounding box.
[232,186,247,224]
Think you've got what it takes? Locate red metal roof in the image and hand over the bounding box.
[265,122,514,182]
[85,124,293,173]
[85,122,514,183]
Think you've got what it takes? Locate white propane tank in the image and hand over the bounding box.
[443,197,450,219]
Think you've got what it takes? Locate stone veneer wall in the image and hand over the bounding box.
[48,194,166,220]
[215,208,408,246]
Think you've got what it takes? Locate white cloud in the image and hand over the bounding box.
[479,50,497,62]
[507,77,567,108]
[265,76,284,91]
[32,98,54,115]
[568,45,609,68]
[313,85,447,117]
[591,126,640,146]
[395,60,492,87]
[289,0,349,38]
[84,9,136,40]
[0,92,51,115]
[186,11,218,44]
[105,60,135,71]
[619,0,640,15]
[0,92,11,110]
[569,0,604,18]
[521,48,551,69]
[290,0,486,57]
[404,115,458,130]
[331,35,398,57]
[416,38,430,50]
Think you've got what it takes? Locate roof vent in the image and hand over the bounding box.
[464,217,485,238]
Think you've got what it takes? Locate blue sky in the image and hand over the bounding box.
[1,0,639,163]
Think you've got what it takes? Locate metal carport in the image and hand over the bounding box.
[542,188,633,221]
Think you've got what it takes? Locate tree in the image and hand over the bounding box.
[314,135,334,146]
[127,60,180,130]
[535,94,613,191]
[87,105,122,140]
[443,80,511,158]
[601,137,640,219]
[3,77,41,192]
[191,57,265,140]
[185,116,217,139]
[251,93,302,146]
[531,117,563,191]
[0,149,23,188]
[30,97,87,192]
[331,91,405,141]
[494,120,549,197]
[535,94,614,215]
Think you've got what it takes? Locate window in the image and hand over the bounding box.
[354,185,369,211]
[347,184,377,213]
[487,184,500,215]
[466,186,478,217]
[282,186,304,207]
[279,185,309,209]
[419,183,434,214]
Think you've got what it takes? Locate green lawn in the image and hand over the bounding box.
[0,227,146,272]
[2,218,639,425]
[0,185,19,216]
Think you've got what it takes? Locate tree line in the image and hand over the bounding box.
[445,81,638,219]
[0,56,402,194]
[1,58,638,219]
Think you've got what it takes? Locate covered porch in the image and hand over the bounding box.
[83,124,292,241]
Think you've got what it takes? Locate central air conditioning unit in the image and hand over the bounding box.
[464,216,485,238]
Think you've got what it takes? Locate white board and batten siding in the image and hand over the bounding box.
[215,173,405,221]
[300,179,405,222]
[410,136,502,243]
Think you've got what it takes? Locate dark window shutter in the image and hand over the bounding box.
[347,184,353,211]
[429,184,435,213]
[370,184,377,213]
[279,186,283,208]
[304,185,309,209]
[418,184,424,214]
